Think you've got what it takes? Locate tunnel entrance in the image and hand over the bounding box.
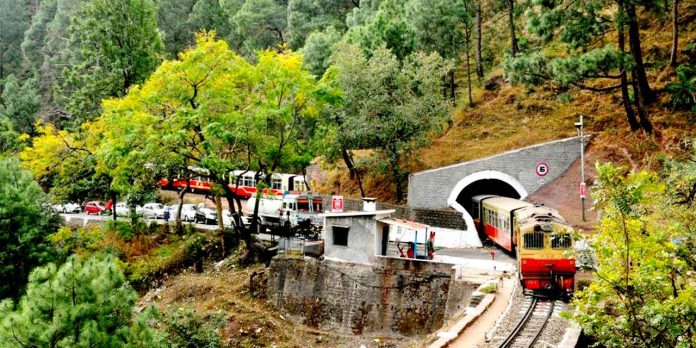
[455,179,521,214]
[446,170,528,234]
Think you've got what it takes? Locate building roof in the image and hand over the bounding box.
[320,209,395,218]
[378,218,429,232]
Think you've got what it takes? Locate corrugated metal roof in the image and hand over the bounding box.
[378,218,429,231]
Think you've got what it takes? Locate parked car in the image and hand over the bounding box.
[222,211,251,227]
[169,204,198,222]
[52,202,81,214]
[84,201,106,215]
[141,203,165,219]
[115,202,141,217]
[195,207,218,225]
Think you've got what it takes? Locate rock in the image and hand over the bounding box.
[484,75,506,91]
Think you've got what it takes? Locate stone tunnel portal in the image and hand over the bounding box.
[446,170,528,234]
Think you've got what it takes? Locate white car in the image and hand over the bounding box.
[141,203,165,219]
[115,202,129,216]
[52,202,81,214]
[222,211,251,227]
[195,207,218,225]
[169,204,197,222]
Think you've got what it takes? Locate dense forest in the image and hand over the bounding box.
[0,0,695,346]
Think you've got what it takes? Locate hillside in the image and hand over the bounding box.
[316,3,696,205]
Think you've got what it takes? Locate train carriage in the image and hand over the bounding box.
[472,195,576,294]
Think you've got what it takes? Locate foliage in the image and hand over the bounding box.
[157,0,197,57]
[329,43,452,201]
[405,0,470,61]
[286,0,356,50]
[665,64,696,115]
[60,0,163,123]
[301,27,342,77]
[232,0,287,58]
[572,162,696,347]
[343,0,415,61]
[0,157,58,300]
[0,117,23,155]
[0,254,164,347]
[160,307,225,348]
[0,0,29,80]
[0,74,41,135]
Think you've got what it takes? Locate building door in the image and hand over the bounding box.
[381,226,389,256]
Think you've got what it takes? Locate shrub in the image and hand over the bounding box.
[160,307,224,348]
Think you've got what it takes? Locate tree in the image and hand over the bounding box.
[232,0,287,58]
[301,26,342,77]
[157,0,197,58]
[330,43,452,202]
[475,0,484,78]
[189,0,233,40]
[406,0,474,102]
[343,0,415,62]
[0,0,29,82]
[0,158,58,300]
[0,255,163,346]
[60,0,163,124]
[97,33,323,257]
[505,0,654,132]
[286,0,356,50]
[505,0,519,57]
[0,74,41,135]
[572,162,696,347]
[0,117,22,155]
[670,0,679,66]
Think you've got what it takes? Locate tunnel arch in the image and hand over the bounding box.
[446,170,528,233]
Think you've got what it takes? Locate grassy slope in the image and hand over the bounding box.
[317,5,696,204]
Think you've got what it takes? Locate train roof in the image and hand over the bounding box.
[516,205,572,231]
[481,196,533,211]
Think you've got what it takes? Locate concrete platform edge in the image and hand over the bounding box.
[427,293,496,348]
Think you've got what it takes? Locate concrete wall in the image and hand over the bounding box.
[267,257,480,336]
[408,136,587,210]
[323,214,390,265]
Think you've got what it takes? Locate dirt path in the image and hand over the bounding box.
[448,277,516,347]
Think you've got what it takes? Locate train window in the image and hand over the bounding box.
[551,234,572,249]
[523,232,544,249]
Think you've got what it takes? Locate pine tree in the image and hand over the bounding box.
[0,75,41,135]
[0,255,163,346]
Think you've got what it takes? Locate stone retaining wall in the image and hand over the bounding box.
[267,256,479,336]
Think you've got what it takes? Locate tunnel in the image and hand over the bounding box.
[446,170,528,234]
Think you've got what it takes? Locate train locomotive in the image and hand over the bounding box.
[471,195,575,294]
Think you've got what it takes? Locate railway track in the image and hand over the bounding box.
[497,296,555,348]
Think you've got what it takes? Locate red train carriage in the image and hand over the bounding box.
[472,195,575,294]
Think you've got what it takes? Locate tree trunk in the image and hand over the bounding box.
[507,0,518,57]
[341,146,365,197]
[631,67,654,133]
[215,194,224,230]
[465,32,474,106]
[670,0,679,66]
[175,179,190,234]
[626,3,655,104]
[475,0,484,78]
[111,192,117,221]
[618,1,640,131]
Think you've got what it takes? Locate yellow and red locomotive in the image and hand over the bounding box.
[471,195,575,294]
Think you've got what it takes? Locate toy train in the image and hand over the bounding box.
[471,195,575,294]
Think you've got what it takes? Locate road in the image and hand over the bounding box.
[59,212,306,248]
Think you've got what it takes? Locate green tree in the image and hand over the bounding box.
[505,0,655,132]
[301,26,342,77]
[0,158,58,300]
[232,0,287,58]
[330,43,452,202]
[343,0,415,61]
[286,0,356,50]
[0,75,41,135]
[61,0,163,124]
[157,0,197,58]
[0,117,22,155]
[572,162,696,347]
[97,34,323,257]
[0,255,163,346]
[0,0,30,82]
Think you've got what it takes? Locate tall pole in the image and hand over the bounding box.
[579,115,586,222]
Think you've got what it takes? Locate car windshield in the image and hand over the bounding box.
[155,204,163,209]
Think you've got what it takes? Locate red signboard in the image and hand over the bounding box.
[579,182,586,199]
[331,195,344,213]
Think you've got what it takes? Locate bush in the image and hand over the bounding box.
[160,307,224,348]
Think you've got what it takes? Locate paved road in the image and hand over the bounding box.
[60,212,306,249]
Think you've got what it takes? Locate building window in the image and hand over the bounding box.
[333,226,349,246]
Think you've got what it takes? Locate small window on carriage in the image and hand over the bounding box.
[551,234,572,249]
[523,232,544,249]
